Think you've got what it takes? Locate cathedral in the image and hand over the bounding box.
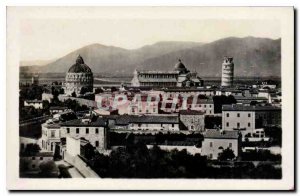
[64,55,94,96]
[131,59,203,88]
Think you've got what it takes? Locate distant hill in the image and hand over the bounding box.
[139,37,281,77]
[21,37,281,77]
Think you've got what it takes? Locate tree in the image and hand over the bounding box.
[39,161,59,178]
[22,144,41,156]
[71,91,76,97]
[218,148,235,161]
[95,88,103,94]
[213,95,237,113]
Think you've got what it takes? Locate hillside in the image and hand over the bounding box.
[21,37,281,77]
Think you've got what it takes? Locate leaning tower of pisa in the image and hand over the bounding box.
[221,56,234,87]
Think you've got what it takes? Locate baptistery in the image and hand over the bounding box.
[64,55,94,96]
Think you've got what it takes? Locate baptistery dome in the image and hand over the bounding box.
[64,55,94,96]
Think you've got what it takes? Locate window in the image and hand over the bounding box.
[86,128,89,134]
[32,157,35,160]
[237,113,240,117]
[210,142,213,147]
[237,123,240,128]
[248,113,251,117]
[204,105,206,108]
[172,124,174,128]
[51,130,55,137]
[95,141,99,147]
[76,128,79,134]
[138,123,141,127]
[40,157,43,160]
[226,113,229,117]
[67,128,70,134]
[210,105,212,108]
[248,123,251,127]
[226,122,229,127]
[229,143,232,148]
[95,128,99,134]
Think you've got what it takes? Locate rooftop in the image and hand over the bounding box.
[61,116,107,127]
[179,110,205,115]
[204,130,240,139]
[105,114,179,125]
[222,104,281,111]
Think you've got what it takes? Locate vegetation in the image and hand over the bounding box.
[218,148,236,161]
[39,161,59,178]
[21,144,41,156]
[241,149,281,162]
[204,116,222,129]
[109,132,203,147]
[213,95,237,113]
[88,144,281,179]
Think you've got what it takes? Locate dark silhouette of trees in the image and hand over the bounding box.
[213,95,237,113]
[21,144,41,156]
[218,148,235,161]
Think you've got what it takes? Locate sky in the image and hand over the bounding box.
[20,19,280,62]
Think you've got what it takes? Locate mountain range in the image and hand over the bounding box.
[20,37,281,77]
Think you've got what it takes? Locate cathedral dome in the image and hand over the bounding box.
[68,55,92,73]
[174,59,188,73]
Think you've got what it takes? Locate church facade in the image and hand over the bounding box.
[131,59,203,88]
[64,55,94,96]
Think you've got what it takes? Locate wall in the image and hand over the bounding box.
[64,152,99,178]
[61,126,107,150]
[222,111,255,131]
[201,138,239,160]
[180,114,204,131]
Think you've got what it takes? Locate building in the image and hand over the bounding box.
[106,114,180,132]
[49,106,69,114]
[201,130,241,160]
[66,136,95,159]
[64,55,94,96]
[24,99,43,109]
[31,74,39,85]
[222,104,281,137]
[179,110,205,131]
[221,57,234,87]
[20,152,54,171]
[128,94,159,115]
[131,59,203,87]
[60,116,109,150]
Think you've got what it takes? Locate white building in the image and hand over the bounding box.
[201,130,241,160]
[24,99,43,109]
[222,104,281,137]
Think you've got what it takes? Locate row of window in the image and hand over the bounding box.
[66,128,100,134]
[226,113,251,118]
[136,123,175,127]
[209,142,232,148]
[226,122,251,127]
[140,74,177,78]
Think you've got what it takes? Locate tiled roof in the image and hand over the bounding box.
[61,117,107,127]
[137,70,179,74]
[25,99,43,103]
[204,130,240,139]
[137,78,178,83]
[179,110,205,115]
[222,104,281,111]
[49,106,68,110]
[105,115,179,125]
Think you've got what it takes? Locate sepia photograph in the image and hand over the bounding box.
[6,6,294,190]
